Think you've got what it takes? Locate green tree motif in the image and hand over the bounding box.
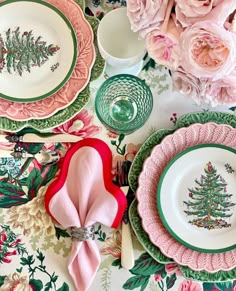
[184,161,236,229]
[0,27,60,76]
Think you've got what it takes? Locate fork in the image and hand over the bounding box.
[115,160,135,270]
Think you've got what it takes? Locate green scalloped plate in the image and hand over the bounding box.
[128,111,236,282]
[0,0,105,132]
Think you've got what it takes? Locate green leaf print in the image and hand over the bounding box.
[0,183,28,207]
[29,279,43,290]
[123,275,149,291]
[166,274,177,289]
[0,276,6,287]
[130,253,165,276]
[203,282,234,291]
[56,282,70,291]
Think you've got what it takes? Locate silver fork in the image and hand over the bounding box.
[115,160,135,270]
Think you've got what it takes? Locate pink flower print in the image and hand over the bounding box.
[154,274,162,282]
[107,132,118,139]
[178,279,202,291]
[165,263,182,276]
[125,143,141,162]
[52,109,101,138]
[100,230,122,258]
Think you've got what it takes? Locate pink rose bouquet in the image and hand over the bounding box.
[127,0,236,106]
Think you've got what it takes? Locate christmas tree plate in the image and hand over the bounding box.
[0,0,77,102]
[136,122,236,272]
[157,143,236,253]
[0,0,95,120]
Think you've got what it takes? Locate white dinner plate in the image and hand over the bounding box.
[157,144,236,253]
[0,0,77,102]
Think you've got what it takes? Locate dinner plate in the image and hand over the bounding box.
[129,198,236,282]
[0,0,96,120]
[158,144,236,253]
[136,122,236,272]
[0,0,104,131]
[0,0,77,102]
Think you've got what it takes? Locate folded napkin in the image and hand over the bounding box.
[45,138,127,291]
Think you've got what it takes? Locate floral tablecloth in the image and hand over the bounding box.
[0,1,236,290]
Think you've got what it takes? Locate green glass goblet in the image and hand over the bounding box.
[95,74,153,135]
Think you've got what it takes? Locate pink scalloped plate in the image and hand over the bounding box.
[137,122,236,272]
[0,0,95,120]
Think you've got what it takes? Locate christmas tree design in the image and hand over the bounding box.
[183,161,236,230]
[0,27,60,76]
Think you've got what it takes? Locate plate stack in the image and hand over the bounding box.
[0,0,103,132]
[128,111,236,282]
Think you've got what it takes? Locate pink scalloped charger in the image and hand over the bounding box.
[136,122,236,272]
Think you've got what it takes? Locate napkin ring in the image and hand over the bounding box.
[70,225,95,241]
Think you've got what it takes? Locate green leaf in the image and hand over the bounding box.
[120,145,126,156]
[56,282,69,291]
[36,250,45,262]
[110,140,116,145]
[16,267,23,273]
[55,227,70,239]
[111,258,121,268]
[166,274,177,289]
[123,275,149,290]
[229,106,236,112]
[102,232,106,240]
[20,142,44,154]
[41,164,58,186]
[142,58,156,71]
[130,253,164,276]
[26,168,43,199]
[0,196,28,208]
[20,255,35,266]
[203,282,233,291]
[0,276,6,287]
[0,183,25,197]
[51,272,58,283]
[118,134,125,143]
[29,279,43,290]
[45,281,52,291]
[20,257,30,266]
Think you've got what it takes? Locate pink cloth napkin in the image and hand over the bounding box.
[45,138,127,291]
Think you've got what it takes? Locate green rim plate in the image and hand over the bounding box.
[0,0,77,102]
[128,111,236,282]
[0,0,105,131]
[157,144,236,254]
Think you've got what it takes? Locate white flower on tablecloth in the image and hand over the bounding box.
[6,186,55,236]
[0,272,33,291]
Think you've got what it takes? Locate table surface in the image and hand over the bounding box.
[0,1,235,291]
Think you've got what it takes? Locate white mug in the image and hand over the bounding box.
[97,7,146,76]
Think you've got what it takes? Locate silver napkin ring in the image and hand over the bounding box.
[70,225,95,241]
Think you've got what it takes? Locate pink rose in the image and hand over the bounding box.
[176,0,236,28]
[180,21,236,80]
[205,77,236,106]
[127,0,169,38]
[178,279,202,291]
[146,16,182,70]
[172,68,208,105]
[175,0,222,27]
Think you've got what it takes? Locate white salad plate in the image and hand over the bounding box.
[157,144,236,253]
[0,0,77,102]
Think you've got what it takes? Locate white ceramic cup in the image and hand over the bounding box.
[97,7,146,76]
